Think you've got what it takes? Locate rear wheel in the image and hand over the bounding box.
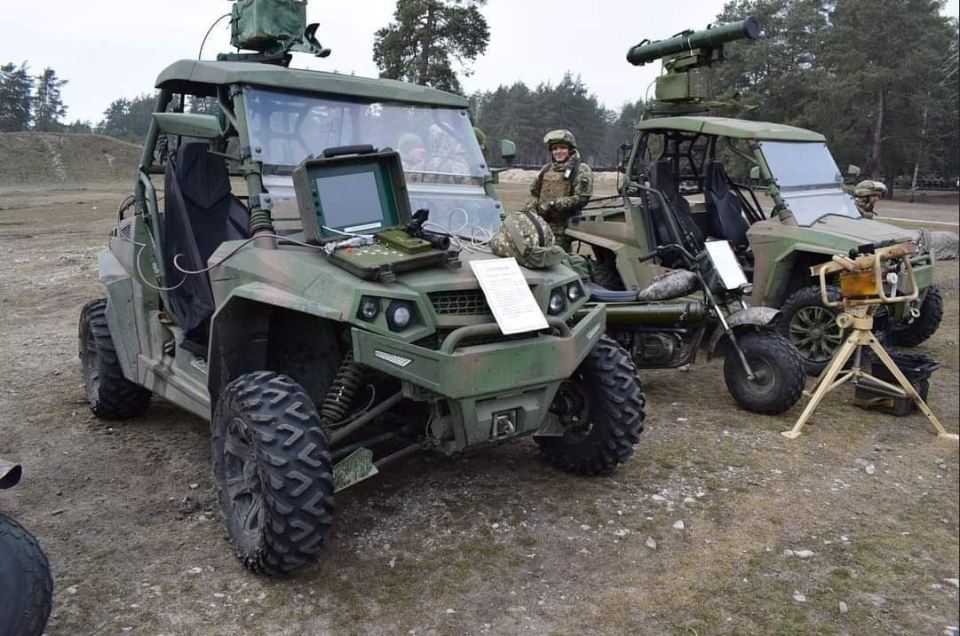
[79,299,151,419]
[723,331,805,414]
[891,286,943,347]
[0,512,53,636]
[212,371,334,576]
[777,286,844,375]
[536,336,645,474]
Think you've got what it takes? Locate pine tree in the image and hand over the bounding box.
[33,68,68,132]
[0,62,35,132]
[373,0,489,94]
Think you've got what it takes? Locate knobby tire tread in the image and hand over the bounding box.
[212,371,334,576]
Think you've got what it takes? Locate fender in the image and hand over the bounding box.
[707,306,780,359]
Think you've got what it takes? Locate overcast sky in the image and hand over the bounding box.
[3,0,957,124]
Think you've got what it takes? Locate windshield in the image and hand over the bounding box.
[243,87,486,178]
[759,141,860,225]
[243,87,501,239]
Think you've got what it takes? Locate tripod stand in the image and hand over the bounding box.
[782,242,958,441]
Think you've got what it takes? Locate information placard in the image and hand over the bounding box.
[469,258,549,335]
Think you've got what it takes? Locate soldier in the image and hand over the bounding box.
[853,180,887,219]
[398,133,427,171]
[525,129,594,252]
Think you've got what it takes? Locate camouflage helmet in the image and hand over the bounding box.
[490,210,565,269]
[854,180,887,198]
[543,129,577,150]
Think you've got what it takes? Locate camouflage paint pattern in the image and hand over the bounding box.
[99,59,610,458]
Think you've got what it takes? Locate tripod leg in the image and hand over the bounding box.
[782,336,859,439]
[868,341,959,440]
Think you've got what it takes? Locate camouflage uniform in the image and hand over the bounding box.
[853,179,886,219]
[525,129,594,252]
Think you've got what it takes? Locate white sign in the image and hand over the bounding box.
[469,258,549,335]
[705,240,749,290]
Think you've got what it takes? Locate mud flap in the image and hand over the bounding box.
[707,306,780,360]
[333,448,379,492]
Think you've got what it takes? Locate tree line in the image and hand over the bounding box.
[3,0,957,185]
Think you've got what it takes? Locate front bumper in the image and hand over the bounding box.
[352,305,605,399]
[351,305,606,452]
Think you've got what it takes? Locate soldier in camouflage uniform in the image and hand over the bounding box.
[853,179,886,219]
[525,129,594,252]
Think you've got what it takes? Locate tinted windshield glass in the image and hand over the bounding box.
[760,141,842,188]
[243,87,486,178]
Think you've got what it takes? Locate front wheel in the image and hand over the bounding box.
[0,512,53,636]
[724,331,805,415]
[212,371,335,576]
[776,286,844,375]
[891,286,943,347]
[536,335,645,474]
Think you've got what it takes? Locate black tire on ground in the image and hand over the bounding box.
[776,285,844,376]
[79,299,151,420]
[891,286,943,347]
[0,512,53,636]
[589,250,625,290]
[537,335,645,474]
[212,371,335,576]
[723,331,806,415]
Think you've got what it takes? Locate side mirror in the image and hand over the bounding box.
[500,139,517,166]
[749,166,760,181]
[152,113,223,139]
[847,164,861,178]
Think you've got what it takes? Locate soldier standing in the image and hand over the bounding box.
[853,180,887,219]
[525,129,594,252]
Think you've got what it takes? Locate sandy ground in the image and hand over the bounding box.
[0,182,957,635]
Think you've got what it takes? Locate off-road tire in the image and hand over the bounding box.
[536,335,645,474]
[891,286,943,347]
[79,299,151,419]
[590,253,625,291]
[776,285,844,376]
[0,512,53,636]
[723,331,805,415]
[212,371,334,576]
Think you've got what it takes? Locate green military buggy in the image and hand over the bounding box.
[570,116,940,374]
[78,0,645,576]
[567,18,941,375]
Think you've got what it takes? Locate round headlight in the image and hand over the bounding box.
[387,301,414,331]
[566,282,583,302]
[358,296,380,321]
[548,290,566,315]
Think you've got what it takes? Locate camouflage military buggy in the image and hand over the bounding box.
[78,0,645,576]
[568,18,941,375]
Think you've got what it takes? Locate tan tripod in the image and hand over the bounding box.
[782,242,958,441]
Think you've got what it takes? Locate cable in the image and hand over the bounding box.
[199,13,231,60]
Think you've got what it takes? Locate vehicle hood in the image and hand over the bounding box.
[749,215,918,253]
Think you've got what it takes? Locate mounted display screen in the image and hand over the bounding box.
[293,151,410,243]
[314,171,384,233]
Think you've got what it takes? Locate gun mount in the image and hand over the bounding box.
[219,0,331,66]
[627,17,761,116]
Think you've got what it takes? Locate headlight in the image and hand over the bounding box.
[566,282,584,302]
[386,300,414,331]
[547,289,566,315]
[357,296,380,321]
